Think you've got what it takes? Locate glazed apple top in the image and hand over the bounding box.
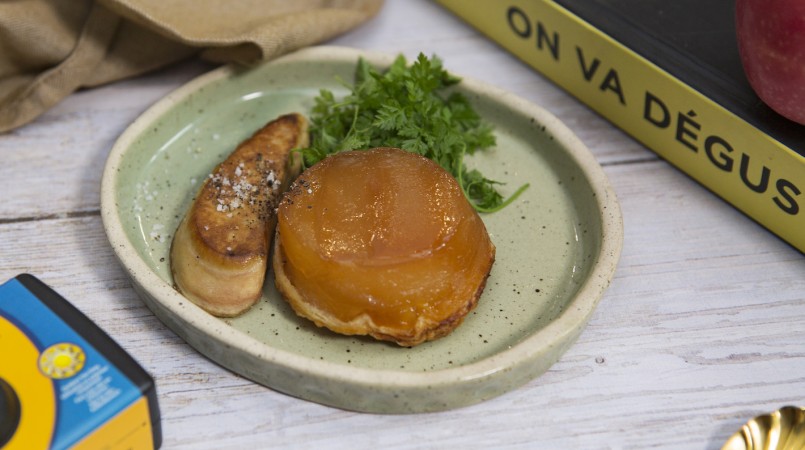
[276,147,495,332]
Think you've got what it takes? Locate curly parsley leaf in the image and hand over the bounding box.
[298,53,528,213]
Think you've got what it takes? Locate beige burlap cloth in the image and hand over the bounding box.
[0,0,383,133]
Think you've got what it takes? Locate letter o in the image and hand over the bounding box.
[507,7,532,38]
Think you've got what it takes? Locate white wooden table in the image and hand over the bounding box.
[2,1,803,448]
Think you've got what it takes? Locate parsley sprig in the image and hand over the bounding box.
[299,53,529,213]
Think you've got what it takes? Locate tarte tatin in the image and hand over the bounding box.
[273,147,495,346]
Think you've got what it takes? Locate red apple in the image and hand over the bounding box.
[736,0,805,125]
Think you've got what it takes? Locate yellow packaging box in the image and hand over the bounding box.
[0,274,161,449]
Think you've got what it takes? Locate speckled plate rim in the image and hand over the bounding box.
[101,46,623,413]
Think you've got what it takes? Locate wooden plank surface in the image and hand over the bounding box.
[1,1,803,449]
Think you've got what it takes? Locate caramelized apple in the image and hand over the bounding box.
[273,147,495,346]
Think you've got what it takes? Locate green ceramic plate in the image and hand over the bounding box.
[101,46,623,413]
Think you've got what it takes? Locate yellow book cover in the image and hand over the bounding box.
[437,0,805,252]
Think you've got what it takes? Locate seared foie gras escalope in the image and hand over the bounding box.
[171,113,308,317]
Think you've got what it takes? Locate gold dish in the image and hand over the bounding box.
[723,406,805,450]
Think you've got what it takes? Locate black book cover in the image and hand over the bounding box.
[554,0,804,154]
